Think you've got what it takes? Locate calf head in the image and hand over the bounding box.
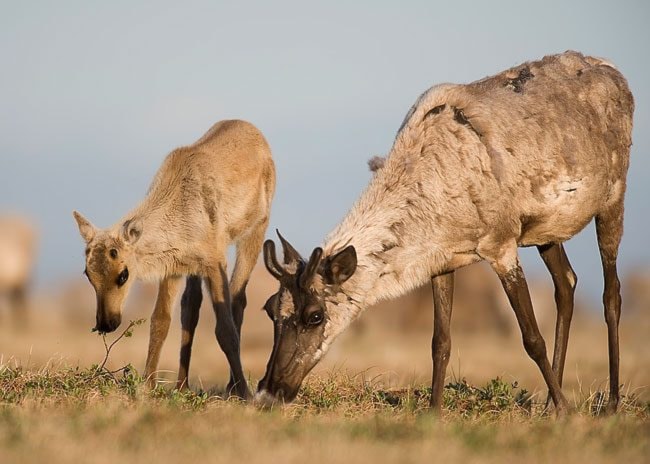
[73,211,142,334]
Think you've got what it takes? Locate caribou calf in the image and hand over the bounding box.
[257,52,633,415]
[74,120,275,398]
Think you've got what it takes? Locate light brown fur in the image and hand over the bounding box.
[0,215,37,326]
[74,119,275,398]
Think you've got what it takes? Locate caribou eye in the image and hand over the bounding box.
[109,248,118,259]
[116,268,129,287]
[304,307,325,326]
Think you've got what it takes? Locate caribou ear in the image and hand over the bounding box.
[323,246,357,285]
[73,211,97,243]
[263,240,284,280]
[121,218,143,245]
[276,230,302,265]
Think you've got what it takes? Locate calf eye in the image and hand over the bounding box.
[116,268,129,287]
[110,248,118,259]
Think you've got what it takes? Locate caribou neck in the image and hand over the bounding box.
[322,186,449,314]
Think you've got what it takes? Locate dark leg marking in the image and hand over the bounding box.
[226,283,248,393]
[177,275,202,390]
[211,266,250,399]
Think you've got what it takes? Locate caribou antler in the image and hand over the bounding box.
[277,229,302,265]
[263,240,285,280]
[299,247,323,289]
[263,231,324,289]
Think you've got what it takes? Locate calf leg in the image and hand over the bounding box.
[489,245,569,415]
[144,276,183,386]
[208,263,251,400]
[229,221,268,336]
[226,221,267,392]
[177,276,202,390]
[596,207,624,414]
[538,243,576,406]
[430,272,455,413]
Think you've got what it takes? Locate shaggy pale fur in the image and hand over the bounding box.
[259,51,634,409]
[322,51,632,341]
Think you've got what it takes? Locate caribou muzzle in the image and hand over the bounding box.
[93,306,121,334]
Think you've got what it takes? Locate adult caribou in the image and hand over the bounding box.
[257,52,633,415]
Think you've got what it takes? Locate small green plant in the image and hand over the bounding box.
[443,377,532,416]
[93,318,146,381]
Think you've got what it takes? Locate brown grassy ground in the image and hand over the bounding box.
[0,263,649,463]
[0,366,647,464]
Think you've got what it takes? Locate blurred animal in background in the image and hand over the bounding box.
[0,215,37,327]
[73,120,275,398]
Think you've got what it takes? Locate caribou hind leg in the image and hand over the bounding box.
[226,221,268,393]
[595,206,624,414]
[538,243,577,408]
[229,221,268,335]
[430,271,455,413]
[489,244,570,416]
[208,261,251,400]
[177,275,203,390]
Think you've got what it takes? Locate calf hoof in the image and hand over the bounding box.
[227,379,252,401]
[176,379,190,392]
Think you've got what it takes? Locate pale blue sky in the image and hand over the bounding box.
[1,1,648,303]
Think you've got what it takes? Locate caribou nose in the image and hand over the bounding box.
[94,315,121,334]
[94,322,111,334]
[106,315,121,333]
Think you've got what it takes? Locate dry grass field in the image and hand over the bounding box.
[1,262,649,463]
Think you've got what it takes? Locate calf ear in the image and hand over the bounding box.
[121,218,143,245]
[73,211,96,243]
[323,246,357,285]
